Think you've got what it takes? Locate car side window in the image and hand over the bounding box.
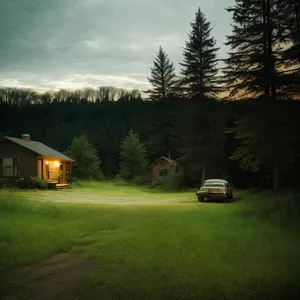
[225,183,229,188]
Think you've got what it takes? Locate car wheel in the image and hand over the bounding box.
[198,197,204,202]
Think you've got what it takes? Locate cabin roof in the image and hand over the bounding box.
[4,136,74,162]
[152,156,176,166]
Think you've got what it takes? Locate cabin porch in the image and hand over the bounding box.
[37,157,72,185]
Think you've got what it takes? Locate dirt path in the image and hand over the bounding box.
[2,253,96,300]
[31,191,194,205]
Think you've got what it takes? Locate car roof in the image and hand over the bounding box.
[204,179,228,183]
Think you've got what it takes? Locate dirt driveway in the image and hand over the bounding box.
[21,189,196,206]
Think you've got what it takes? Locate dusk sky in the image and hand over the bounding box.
[0,0,235,92]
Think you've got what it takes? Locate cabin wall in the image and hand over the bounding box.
[0,138,38,178]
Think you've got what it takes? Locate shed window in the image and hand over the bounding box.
[159,169,168,177]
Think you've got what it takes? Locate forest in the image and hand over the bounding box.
[0,0,299,192]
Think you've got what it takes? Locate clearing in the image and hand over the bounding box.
[16,181,198,205]
[1,182,300,300]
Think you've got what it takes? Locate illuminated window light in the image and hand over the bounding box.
[53,161,60,167]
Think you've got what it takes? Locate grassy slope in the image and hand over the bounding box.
[1,183,300,300]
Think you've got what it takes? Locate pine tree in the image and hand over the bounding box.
[282,0,300,65]
[119,130,148,181]
[66,135,104,180]
[280,0,300,99]
[146,47,177,100]
[224,0,295,192]
[180,8,220,100]
[178,100,226,185]
[146,98,180,161]
[224,0,284,101]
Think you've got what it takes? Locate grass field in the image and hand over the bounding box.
[1,182,300,300]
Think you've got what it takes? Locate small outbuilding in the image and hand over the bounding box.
[151,156,179,181]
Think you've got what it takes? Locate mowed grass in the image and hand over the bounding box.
[1,183,300,300]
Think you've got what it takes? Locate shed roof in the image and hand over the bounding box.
[152,156,176,166]
[4,136,74,162]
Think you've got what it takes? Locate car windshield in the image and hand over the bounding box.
[204,183,224,187]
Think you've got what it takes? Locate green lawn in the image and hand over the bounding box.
[1,183,300,300]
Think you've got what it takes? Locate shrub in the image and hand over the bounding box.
[147,180,162,189]
[113,174,132,186]
[132,175,151,186]
[161,170,184,191]
[29,176,47,189]
[95,172,106,181]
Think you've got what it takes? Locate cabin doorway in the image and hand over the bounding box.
[38,159,43,179]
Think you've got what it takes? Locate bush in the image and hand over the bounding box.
[113,174,132,186]
[161,171,184,191]
[132,175,151,186]
[29,176,47,189]
[147,180,162,189]
[95,172,106,181]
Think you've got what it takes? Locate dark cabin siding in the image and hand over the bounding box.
[151,159,173,181]
[0,138,38,177]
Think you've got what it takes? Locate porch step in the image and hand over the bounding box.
[56,183,71,189]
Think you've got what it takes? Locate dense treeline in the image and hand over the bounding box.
[1,96,299,189]
[0,1,299,191]
[0,86,143,106]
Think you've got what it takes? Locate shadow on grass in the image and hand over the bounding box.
[179,197,243,204]
[196,197,243,204]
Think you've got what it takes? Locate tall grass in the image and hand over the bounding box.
[0,190,103,273]
[236,189,300,223]
[1,184,300,299]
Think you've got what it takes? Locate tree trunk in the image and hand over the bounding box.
[201,162,206,185]
[263,0,270,102]
[272,163,279,193]
[266,0,277,102]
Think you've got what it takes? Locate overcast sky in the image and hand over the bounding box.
[0,0,235,92]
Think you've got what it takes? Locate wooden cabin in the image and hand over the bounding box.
[151,156,179,181]
[0,134,74,186]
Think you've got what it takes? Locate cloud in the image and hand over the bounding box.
[0,0,235,91]
[0,72,150,92]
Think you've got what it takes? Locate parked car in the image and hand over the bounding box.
[196,179,233,203]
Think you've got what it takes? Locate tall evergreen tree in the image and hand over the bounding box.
[178,100,226,185]
[146,97,181,161]
[66,135,104,180]
[279,0,300,99]
[282,0,300,65]
[180,8,220,100]
[224,0,284,101]
[224,0,295,192]
[146,47,177,100]
[119,130,148,181]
